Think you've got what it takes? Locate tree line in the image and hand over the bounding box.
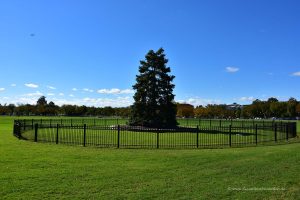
[0,96,299,119]
[177,97,300,119]
[0,96,130,117]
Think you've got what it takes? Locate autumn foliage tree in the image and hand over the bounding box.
[176,103,194,118]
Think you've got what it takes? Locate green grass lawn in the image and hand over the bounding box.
[1,116,300,199]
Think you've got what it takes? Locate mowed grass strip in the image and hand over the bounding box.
[1,116,300,199]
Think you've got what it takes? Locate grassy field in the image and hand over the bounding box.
[1,116,300,199]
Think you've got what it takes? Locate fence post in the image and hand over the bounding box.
[83,124,86,147]
[56,124,59,144]
[229,125,232,147]
[71,119,73,127]
[286,124,289,141]
[14,121,21,139]
[34,123,38,142]
[157,129,159,149]
[210,119,212,127]
[219,120,222,128]
[117,125,120,148]
[196,125,199,148]
[292,123,296,137]
[61,119,62,125]
[274,123,277,142]
[255,124,258,145]
[18,121,21,139]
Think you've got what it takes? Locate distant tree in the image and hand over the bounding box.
[235,107,242,118]
[61,105,77,116]
[250,99,269,118]
[129,48,177,128]
[0,104,10,115]
[270,102,287,118]
[37,96,47,106]
[267,97,279,103]
[45,101,59,115]
[102,106,115,116]
[241,105,252,118]
[15,104,34,116]
[296,103,300,117]
[176,103,194,118]
[86,106,97,116]
[287,97,298,118]
[77,105,88,116]
[36,96,48,115]
[7,104,16,115]
[194,106,209,118]
[115,107,131,117]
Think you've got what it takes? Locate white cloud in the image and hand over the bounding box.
[47,86,56,90]
[83,88,94,92]
[120,89,134,94]
[24,91,43,97]
[97,88,134,94]
[72,88,78,91]
[44,96,133,107]
[97,88,120,94]
[225,67,239,73]
[2,97,37,105]
[238,96,255,102]
[82,96,133,107]
[11,84,16,87]
[25,83,39,88]
[291,71,300,76]
[0,88,5,92]
[177,97,221,106]
[47,93,55,96]
[2,93,130,107]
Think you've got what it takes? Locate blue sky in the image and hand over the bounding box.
[0,0,299,107]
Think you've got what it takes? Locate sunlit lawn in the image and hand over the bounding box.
[1,116,300,199]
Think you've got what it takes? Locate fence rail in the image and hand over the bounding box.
[12,117,297,127]
[13,119,297,149]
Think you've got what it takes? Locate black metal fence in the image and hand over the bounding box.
[11,117,297,127]
[13,119,297,149]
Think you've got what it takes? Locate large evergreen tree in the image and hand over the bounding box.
[129,48,178,128]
